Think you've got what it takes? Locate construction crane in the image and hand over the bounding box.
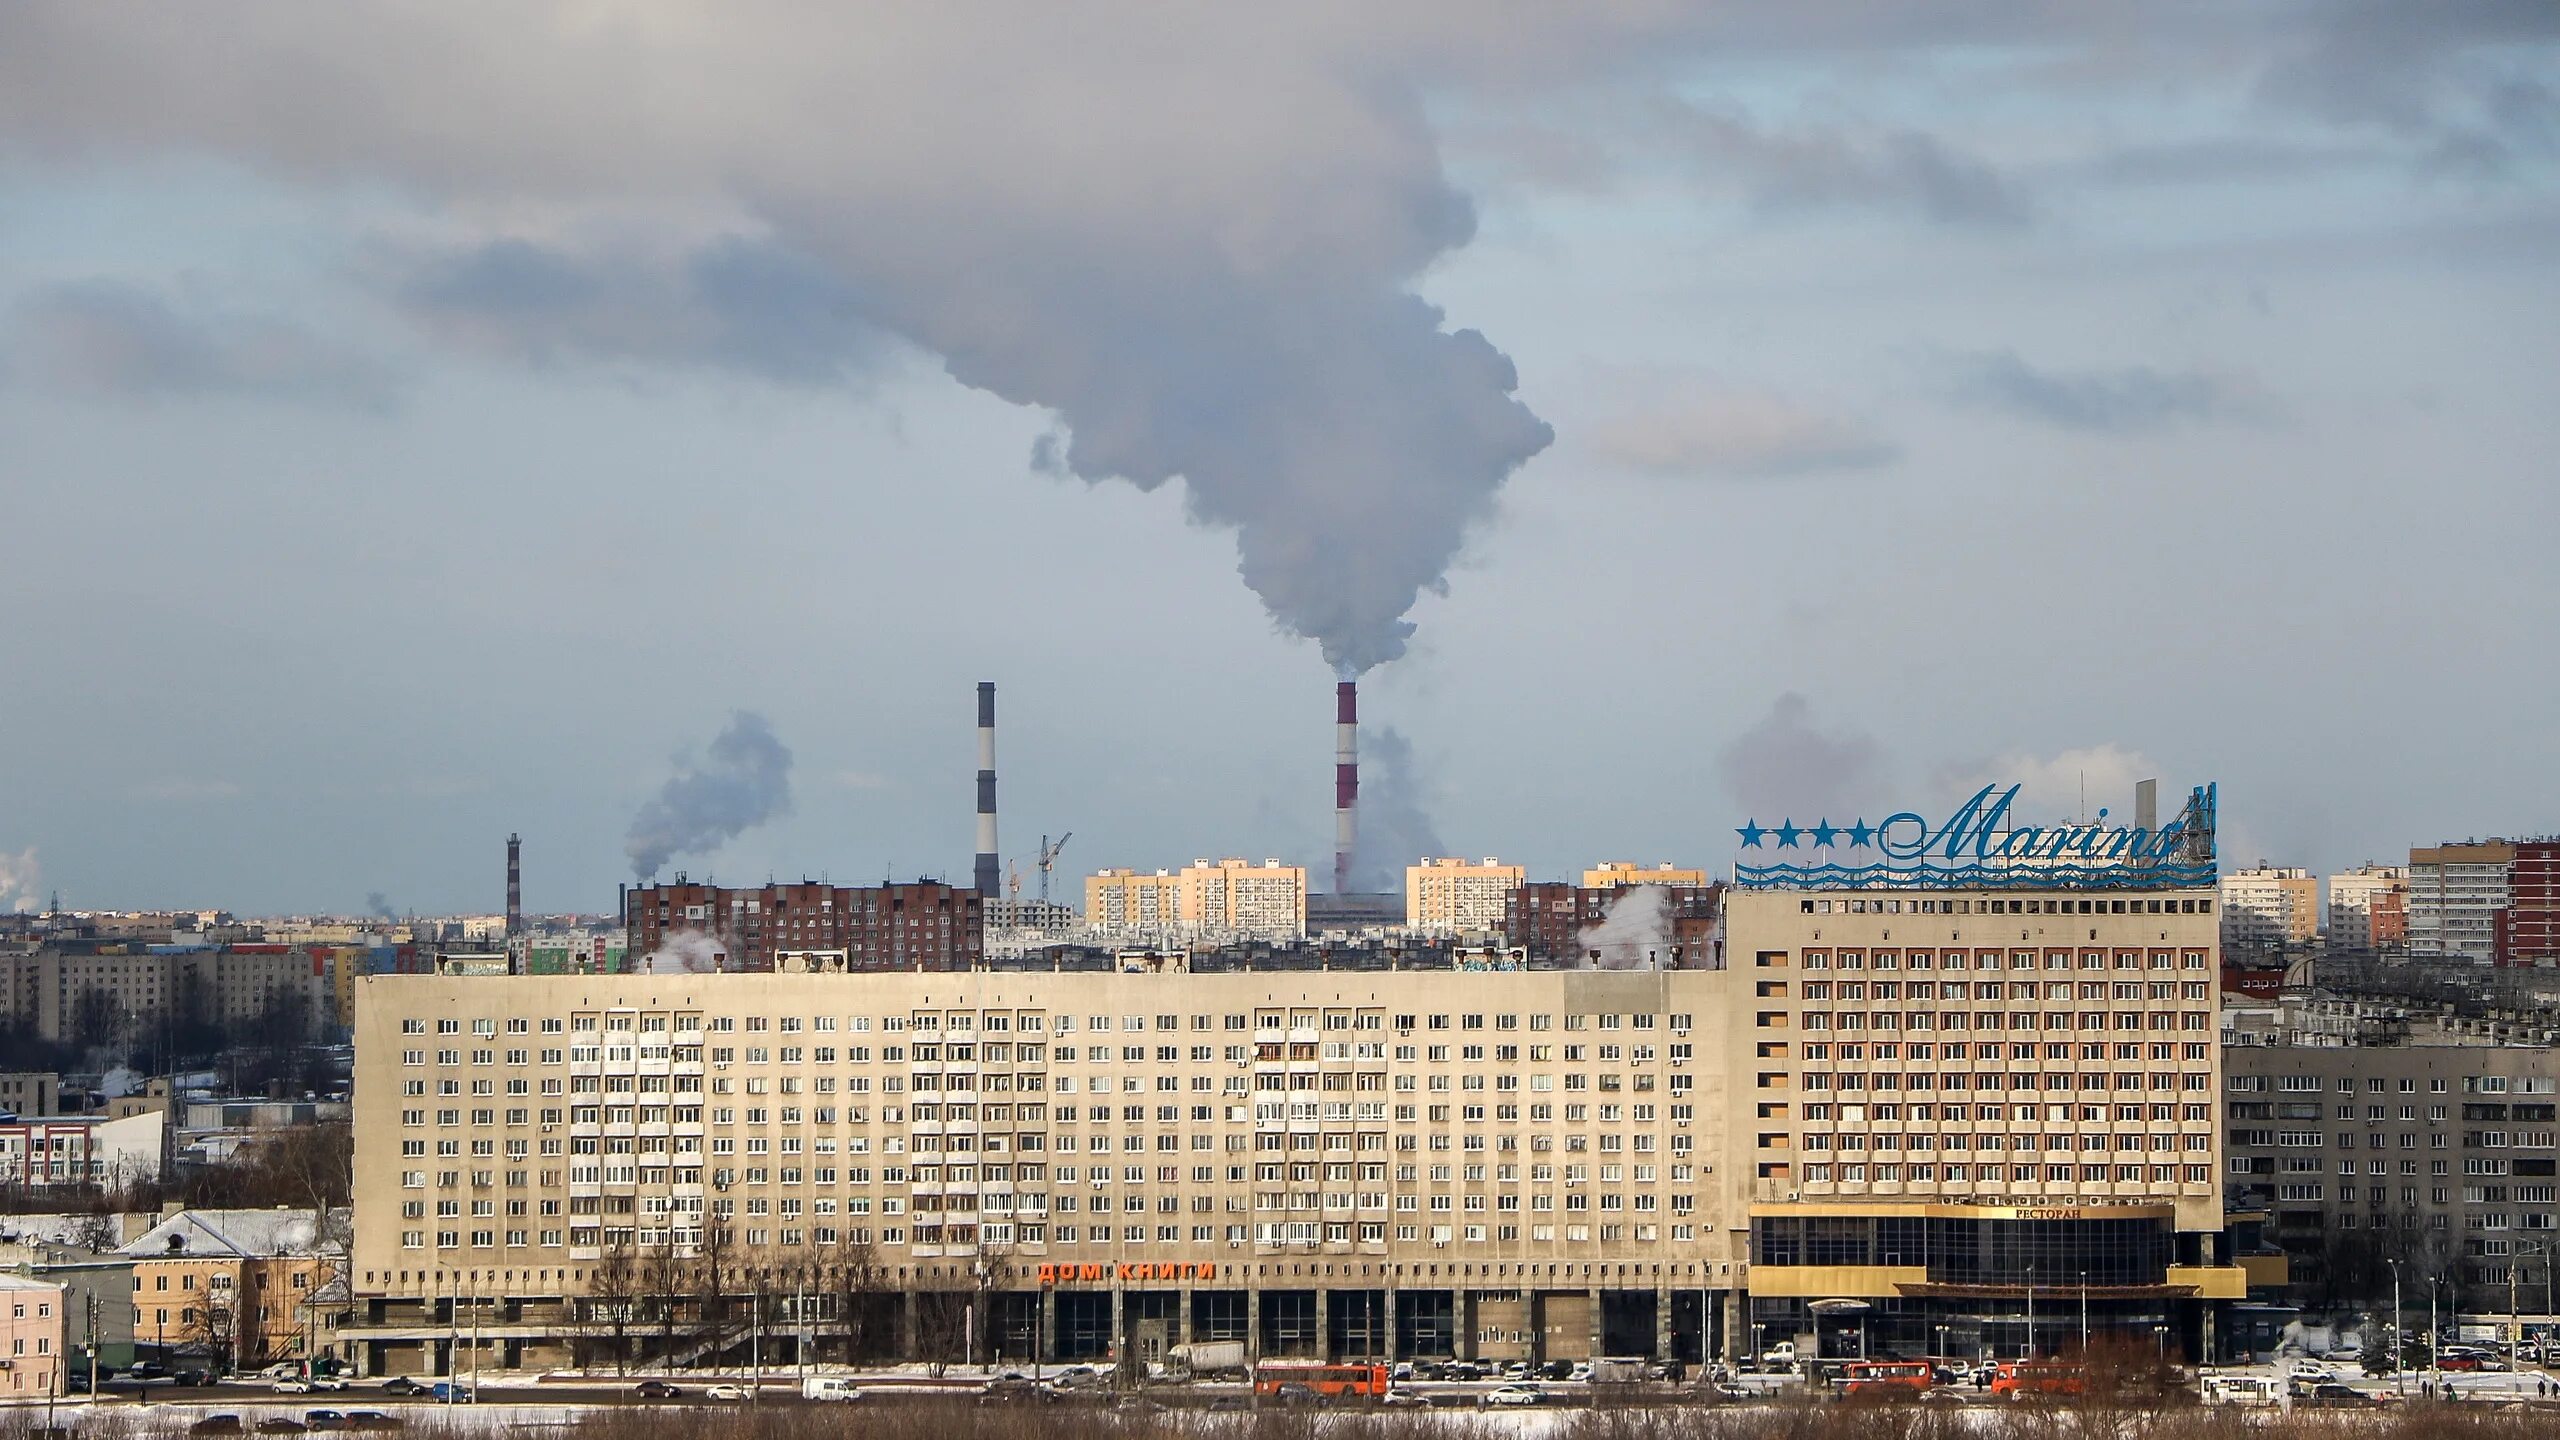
[1036,833,1072,904]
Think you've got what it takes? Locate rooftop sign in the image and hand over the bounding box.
[1733,782,2217,891]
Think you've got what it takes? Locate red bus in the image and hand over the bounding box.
[1252,1362,1391,1399]
[1990,1361,2085,1399]
[1841,1360,1933,1397]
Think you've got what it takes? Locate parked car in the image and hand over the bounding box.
[1502,1362,1533,1381]
[1481,1386,1540,1408]
[189,1416,246,1436]
[301,1411,347,1431]
[976,1380,1057,1407]
[635,1380,684,1399]
[341,1412,402,1431]
[254,1420,308,1435]
[2303,1385,2378,1408]
[1048,1364,1103,1388]
[1389,1362,1415,1382]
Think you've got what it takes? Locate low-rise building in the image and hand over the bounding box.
[123,1210,344,1371]
[0,1072,61,1119]
[0,1274,65,1398]
[0,1110,165,1195]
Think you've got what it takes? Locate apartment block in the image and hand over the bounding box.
[2219,867,2317,948]
[2222,1005,2560,1305]
[1404,859,1526,936]
[2408,842,2514,963]
[1085,860,1308,943]
[2326,866,2409,952]
[624,881,981,973]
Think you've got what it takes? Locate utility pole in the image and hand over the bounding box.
[2391,1259,2406,1397]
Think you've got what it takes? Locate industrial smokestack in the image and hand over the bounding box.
[1334,680,1358,895]
[974,683,1000,898]
[506,833,523,938]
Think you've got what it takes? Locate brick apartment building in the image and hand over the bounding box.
[625,880,982,972]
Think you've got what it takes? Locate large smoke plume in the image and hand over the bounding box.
[1578,885,1673,970]
[625,711,794,882]
[0,8,1562,677]
[633,928,725,975]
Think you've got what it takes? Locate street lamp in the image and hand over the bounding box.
[2078,1270,2089,1357]
[2388,1258,2406,1397]
[2024,1263,2036,1361]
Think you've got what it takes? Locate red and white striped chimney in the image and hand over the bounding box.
[1334,681,1358,894]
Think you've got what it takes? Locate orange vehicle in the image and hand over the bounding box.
[1841,1360,1933,1397]
[1252,1362,1391,1399]
[1989,1361,2084,1399]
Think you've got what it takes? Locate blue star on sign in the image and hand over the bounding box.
[1774,819,1803,847]
[1808,819,1839,847]
[1737,820,1767,847]
[1846,818,1875,848]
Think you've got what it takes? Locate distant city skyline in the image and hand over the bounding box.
[2,6,2554,913]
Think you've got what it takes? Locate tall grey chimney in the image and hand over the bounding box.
[974,683,1000,898]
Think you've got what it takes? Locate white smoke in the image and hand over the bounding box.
[634,928,725,974]
[1578,884,1673,970]
[0,847,40,913]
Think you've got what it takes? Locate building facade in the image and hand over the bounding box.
[2222,1006,2560,1309]
[1503,884,1721,967]
[0,1073,62,1119]
[1404,859,1526,936]
[1086,861,1308,943]
[0,1112,165,1194]
[342,871,2237,1374]
[2408,843,2514,964]
[624,881,982,974]
[0,1274,65,1398]
[0,946,328,1048]
[2326,866,2409,953]
[2219,867,2318,949]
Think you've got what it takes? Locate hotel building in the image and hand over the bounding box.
[340,858,2239,1373]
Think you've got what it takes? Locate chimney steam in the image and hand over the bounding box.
[974,682,1000,898]
[506,832,523,938]
[1334,680,1358,895]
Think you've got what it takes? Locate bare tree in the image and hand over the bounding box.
[829,1238,893,1363]
[587,1233,644,1375]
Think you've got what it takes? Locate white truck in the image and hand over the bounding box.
[1165,1341,1249,1381]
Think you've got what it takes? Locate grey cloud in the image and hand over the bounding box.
[1675,105,2030,226]
[1582,385,1897,478]
[1718,694,1885,825]
[1946,349,2264,433]
[625,711,795,883]
[9,279,396,409]
[2258,0,2560,176]
[391,236,896,387]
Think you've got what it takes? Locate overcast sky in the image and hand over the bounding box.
[1,4,2553,916]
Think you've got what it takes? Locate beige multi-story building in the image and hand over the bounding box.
[1083,870,1183,933]
[340,876,2235,1374]
[2220,867,2318,948]
[1404,859,1526,936]
[1582,863,1707,890]
[1085,861,1307,943]
[0,1274,65,1399]
[2326,865,2409,951]
[1176,860,1306,942]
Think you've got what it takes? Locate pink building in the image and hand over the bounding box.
[0,1274,65,1398]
